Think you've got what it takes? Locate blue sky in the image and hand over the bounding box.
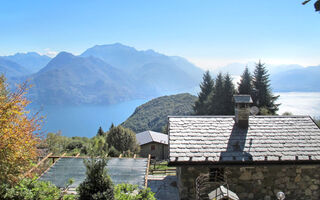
[0,0,319,69]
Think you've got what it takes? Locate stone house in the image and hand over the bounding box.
[168,95,320,200]
[136,130,168,160]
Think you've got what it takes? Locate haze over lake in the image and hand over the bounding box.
[276,92,320,117]
[33,92,320,138]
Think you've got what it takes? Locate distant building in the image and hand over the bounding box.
[136,130,168,160]
[168,95,320,200]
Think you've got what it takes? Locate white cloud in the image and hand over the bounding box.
[231,75,241,86]
[38,48,59,58]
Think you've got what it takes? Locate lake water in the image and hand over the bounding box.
[276,92,320,117]
[31,92,320,138]
[31,99,148,138]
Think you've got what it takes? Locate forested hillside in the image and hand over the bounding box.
[121,93,197,133]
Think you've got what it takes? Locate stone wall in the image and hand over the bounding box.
[139,142,168,160]
[177,164,320,200]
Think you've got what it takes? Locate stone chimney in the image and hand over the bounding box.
[233,95,253,128]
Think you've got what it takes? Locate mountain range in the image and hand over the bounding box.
[0,57,30,78]
[2,43,203,105]
[270,66,320,92]
[1,52,51,73]
[1,43,319,105]
[28,52,141,105]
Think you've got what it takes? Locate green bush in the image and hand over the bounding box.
[77,158,114,200]
[106,125,139,155]
[62,194,76,200]
[66,141,83,151]
[108,146,121,157]
[114,183,156,200]
[0,177,61,200]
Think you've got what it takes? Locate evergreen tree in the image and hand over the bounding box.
[223,73,235,115]
[96,126,104,137]
[238,66,253,95]
[209,73,225,115]
[252,61,280,115]
[194,71,214,115]
[77,158,114,200]
[109,123,115,129]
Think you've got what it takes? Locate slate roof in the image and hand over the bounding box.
[168,116,320,164]
[233,95,253,104]
[136,130,168,146]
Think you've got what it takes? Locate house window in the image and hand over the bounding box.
[209,168,224,182]
[151,145,155,151]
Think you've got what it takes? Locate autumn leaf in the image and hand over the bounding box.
[0,75,43,185]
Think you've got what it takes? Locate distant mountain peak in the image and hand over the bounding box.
[55,51,75,58]
[92,43,136,51]
[11,44,204,105]
[13,52,39,56]
[1,51,51,74]
[142,49,160,56]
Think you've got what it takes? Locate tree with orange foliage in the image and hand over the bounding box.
[0,75,42,185]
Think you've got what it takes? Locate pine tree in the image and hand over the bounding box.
[223,73,235,115]
[238,66,253,95]
[252,61,280,115]
[194,71,214,115]
[77,158,114,200]
[209,73,225,115]
[96,126,104,137]
[110,123,115,129]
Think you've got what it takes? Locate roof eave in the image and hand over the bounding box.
[168,160,320,167]
[140,141,168,146]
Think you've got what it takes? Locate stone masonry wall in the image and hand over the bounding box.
[177,165,320,200]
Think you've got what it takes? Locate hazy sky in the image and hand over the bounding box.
[1,0,319,69]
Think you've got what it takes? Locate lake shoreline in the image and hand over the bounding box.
[31,92,320,137]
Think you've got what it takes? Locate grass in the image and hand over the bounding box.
[149,161,176,175]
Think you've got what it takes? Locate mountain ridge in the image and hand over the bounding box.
[121,93,197,133]
[0,57,30,78]
[28,51,140,105]
[1,52,51,73]
[21,44,203,105]
[3,44,319,106]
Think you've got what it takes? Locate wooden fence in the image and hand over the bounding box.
[149,159,176,175]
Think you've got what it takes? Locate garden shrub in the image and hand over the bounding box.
[114,183,156,200]
[0,177,61,200]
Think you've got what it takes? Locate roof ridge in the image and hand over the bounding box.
[168,115,311,118]
[148,130,155,142]
[149,130,166,135]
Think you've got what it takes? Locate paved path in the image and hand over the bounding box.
[148,175,180,200]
